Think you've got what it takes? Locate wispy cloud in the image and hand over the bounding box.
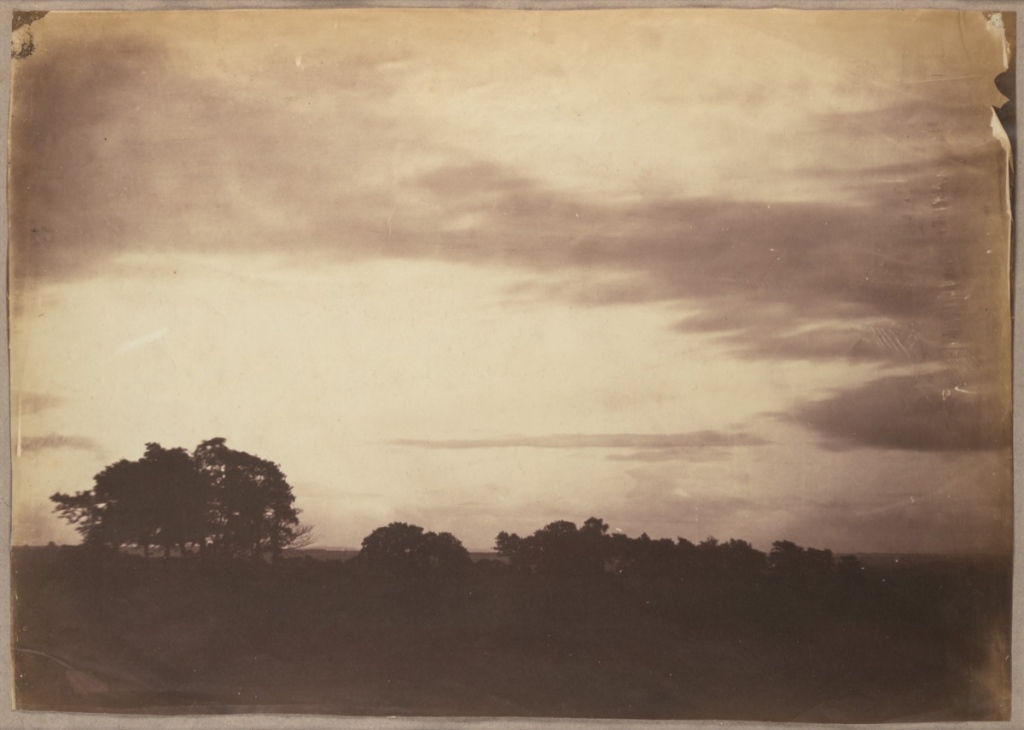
[14,392,64,415]
[19,433,102,455]
[392,431,768,452]
[605,448,744,464]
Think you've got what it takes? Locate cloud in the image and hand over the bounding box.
[9,9,1009,379]
[9,12,402,286]
[399,154,1008,379]
[711,323,932,364]
[393,431,769,465]
[392,430,768,452]
[604,448,745,464]
[14,392,64,415]
[787,371,1011,452]
[19,433,102,454]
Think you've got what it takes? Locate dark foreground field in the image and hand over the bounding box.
[11,546,1011,721]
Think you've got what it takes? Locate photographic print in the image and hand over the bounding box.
[6,6,1015,723]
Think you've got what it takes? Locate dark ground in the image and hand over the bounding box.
[10,546,1012,721]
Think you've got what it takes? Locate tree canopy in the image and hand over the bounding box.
[357,522,472,575]
[494,517,854,583]
[51,439,311,561]
[496,517,609,576]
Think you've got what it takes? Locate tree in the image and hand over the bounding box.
[768,540,833,582]
[51,446,180,557]
[141,443,208,559]
[717,539,767,579]
[52,438,310,562]
[495,531,522,562]
[358,522,472,574]
[494,518,609,576]
[50,488,109,551]
[415,531,472,572]
[768,540,805,579]
[193,438,303,562]
[359,522,427,568]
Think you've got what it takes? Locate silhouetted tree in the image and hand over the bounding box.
[50,487,111,552]
[494,518,608,576]
[51,446,174,557]
[581,516,609,536]
[193,438,303,562]
[495,531,522,562]
[52,438,308,562]
[416,530,473,572]
[142,443,207,559]
[358,522,472,574]
[360,522,426,568]
[718,539,767,580]
[769,540,834,582]
[837,554,865,580]
[615,532,681,577]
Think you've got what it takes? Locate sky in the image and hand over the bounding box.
[8,8,1014,554]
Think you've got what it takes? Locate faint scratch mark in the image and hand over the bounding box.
[115,327,169,356]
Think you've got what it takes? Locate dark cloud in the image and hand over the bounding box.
[715,323,933,364]
[393,431,768,452]
[9,13,1009,378]
[20,433,102,454]
[9,27,173,283]
[814,96,1004,159]
[9,14,400,286]
[339,149,1007,378]
[787,371,1010,452]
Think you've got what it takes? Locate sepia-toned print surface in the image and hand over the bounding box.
[7,8,1014,722]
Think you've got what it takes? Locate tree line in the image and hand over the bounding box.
[492,517,862,581]
[313,517,863,584]
[51,438,310,562]
[53,441,862,581]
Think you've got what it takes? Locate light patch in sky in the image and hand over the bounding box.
[12,252,887,548]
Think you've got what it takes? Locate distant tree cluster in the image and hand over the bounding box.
[325,516,861,587]
[51,439,311,562]
[355,522,472,575]
[495,518,861,582]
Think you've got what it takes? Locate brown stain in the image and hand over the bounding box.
[11,10,47,60]
[13,10,47,33]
